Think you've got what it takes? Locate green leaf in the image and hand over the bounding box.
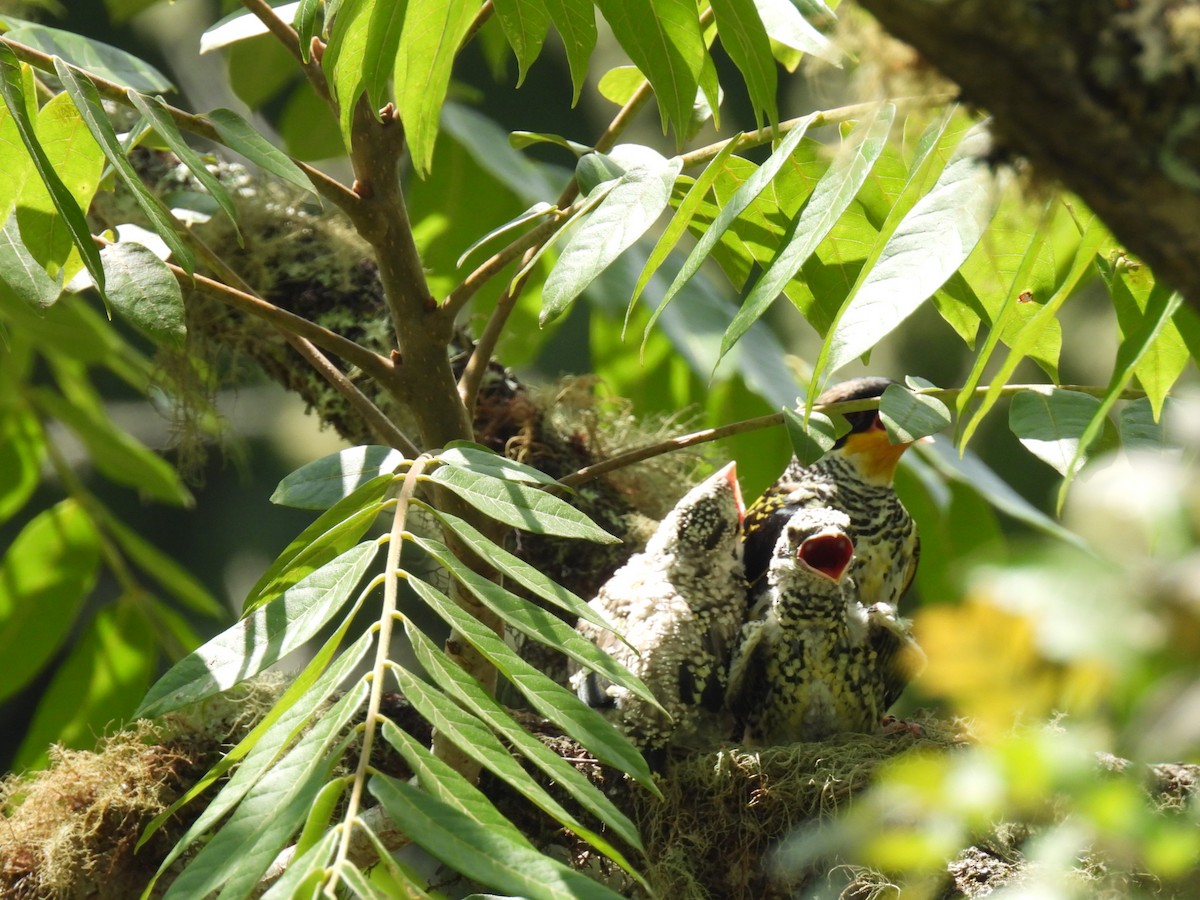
[141,626,374,886]
[596,0,706,137]
[161,684,366,900]
[597,65,645,105]
[257,828,339,900]
[0,500,100,703]
[1102,256,1189,420]
[456,201,556,268]
[541,146,682,325]
[272,444,404,509]
[296,0,323,59]
[199,2,304,53]
[1056,287,1183,510]
[0,213,59,307]
[630,133,742,320]
[959,209,1112,448]
[14,601,154,770]
[710,0,776,129]
[393,0,478,175]
[406,626,645,854]
[783,407,848,465]
[426,466,619,542]
[408,576,656,790]
[1008,388,1101,478]
[104,514,224,618]
[205,107,316,193]
[0,406,42,525]
[1118,397,1167,451]
[879,383,951,443]
[822,121,998,374]
[645,112,818,343]
[32,385,192,507]
[418,505,616,634]
[753,0,839,64]
[99,240,186,346]
[437,441,559,485]
[247,474,391,613]
[54,58,195,274]
[390,663,640,875]
[125,90,242,242]
[719,104,894,364]
[0,47,105,294]
[371,768,628,900]
[543,0,596,104]
[409,534,657,706]
[493,0,551,84]
[136,541,377,718]
[5,22,173,92]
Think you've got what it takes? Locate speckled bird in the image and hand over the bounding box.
[742,377,920,615]
[726,507,925,744]
[570,462,747,752]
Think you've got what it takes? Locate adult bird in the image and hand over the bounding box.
[742,376,920,615]
[726,507,925,744]
[571,462,747,753]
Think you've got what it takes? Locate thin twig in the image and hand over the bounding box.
[0,36,359,215]
[460,1,495,50]
[559,384,1152,488]
[156,256,396,384]
[240,0,330,101]
[457,287,516,411]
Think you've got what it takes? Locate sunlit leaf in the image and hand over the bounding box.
[541,145,681,324]
[720,104,894,364]
[645,112,819,343]
[0,213,59,307]
[371,764,628,900]
[0,407,42,525]
[710,0,776,129]
[823,122,998,374]
[408,576,656,790]
[0,47,105,294]
[879,383,951,444]
[542,0,596,104]
[272,445,404,509]
[437,441,559,485]
[493,0,551,84]
[136,542,377,717]
[406,625,645,853]
[14,601,154,770]
[5,21,173,92]
[99,240,186,346]
[753,0,839,64]
[161,685,366,900]
[54,59,195,273]
[393,0,478,175]
[1009,388,1101,478]
[595,0,706,138]
[205,107,316,193]
[0,500,99,703]
[784,407,848,465]
[427,466,619,542]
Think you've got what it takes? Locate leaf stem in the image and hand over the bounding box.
[329,458,428,892]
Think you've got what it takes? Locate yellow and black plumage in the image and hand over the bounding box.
[726,507,925,744]
[570,463,747,752]
[742,376,920,614]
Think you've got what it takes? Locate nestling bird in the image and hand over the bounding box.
[742,377,920,614]
[570,462,747,752]
[726,507,925,744]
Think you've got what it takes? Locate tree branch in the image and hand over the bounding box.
[560,384,1151,487]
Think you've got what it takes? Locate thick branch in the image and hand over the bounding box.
[240,0,330,102]
[854,0,1200,309]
